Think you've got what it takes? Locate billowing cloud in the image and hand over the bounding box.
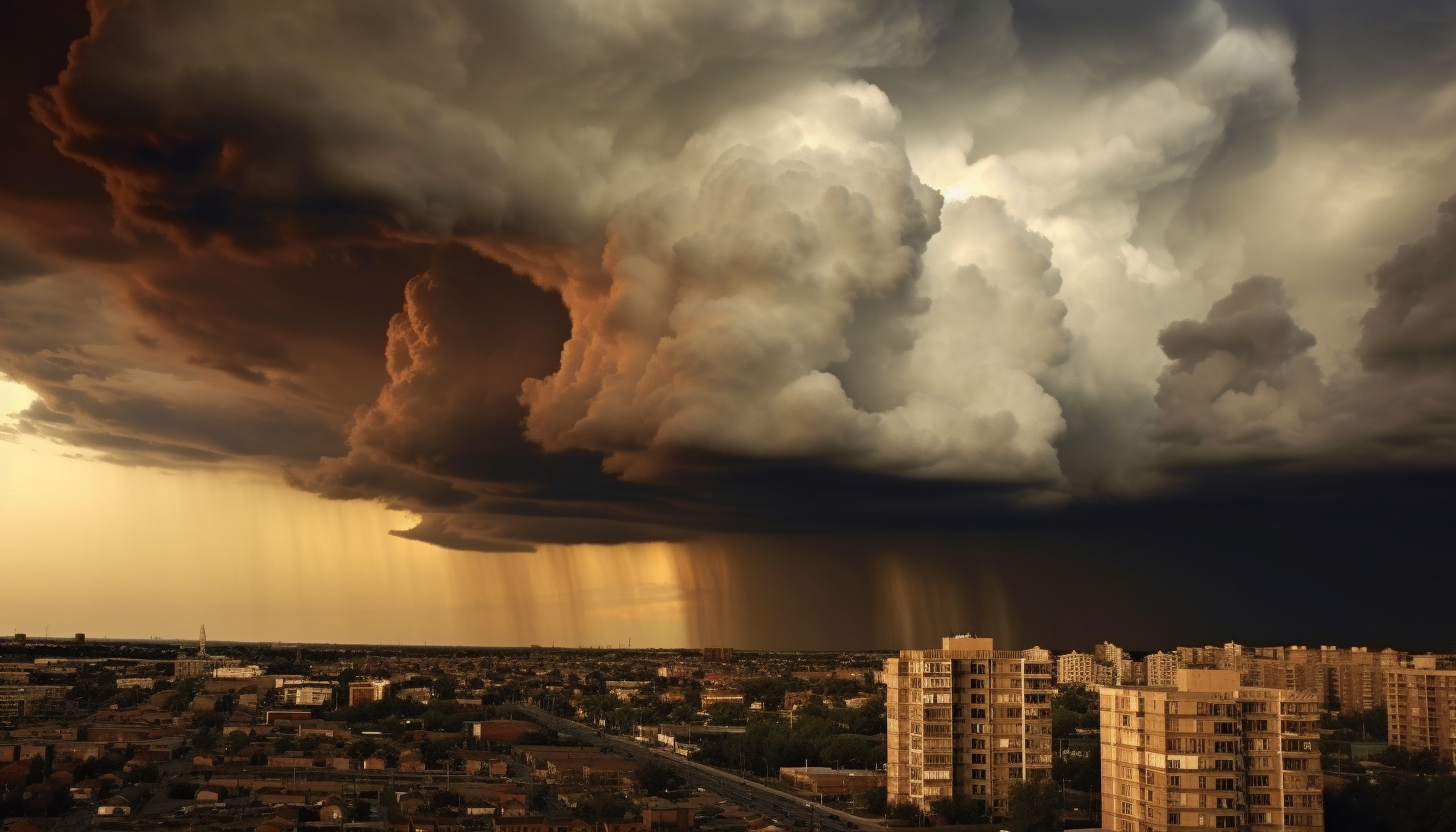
[1,0,1454,556]
[1152,275,1322,462]
[1359,197,1456,372]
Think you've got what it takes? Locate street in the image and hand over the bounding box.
[516,705,884,832]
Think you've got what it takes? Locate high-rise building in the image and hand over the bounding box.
[1386,655,1456,764]
[1100,669,1324,832]
[1318,646,1405,714]
[1096,641,1126,667]
[702,647,735,663]
[884,635,1054,819]
[1058,651,1095,686]
[1058,644,1134,688]
[1146,653,1181,688]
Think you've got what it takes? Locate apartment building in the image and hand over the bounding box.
[1100,669,1323,832]
[884,635,1053,819]
[1386,656,1456,763]
[281,683,337,707]
[1146,653,1181,688]
[1058,652,1095,687]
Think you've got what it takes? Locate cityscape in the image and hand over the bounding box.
[4,3,1456,832]
[1,629,1453,831]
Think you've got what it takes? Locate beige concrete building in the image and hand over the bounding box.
[1058,651,1095,687]
[1100,669,1323,832]
[1146,653,1181,688]
[884,635,1053,819]
[1386,656,1456,764]
[347,679,389,707]
[1172,643,1407,715]
[1321,647,1405,714]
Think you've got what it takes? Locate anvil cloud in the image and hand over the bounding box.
[3,0,1456,586]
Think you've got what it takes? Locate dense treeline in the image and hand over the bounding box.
[1050,684,1099,793]
[690,699,887,774]
[319,699,535,735]
[1326,773,1456,832]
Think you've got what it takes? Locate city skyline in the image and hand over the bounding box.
[3,2,1456,651]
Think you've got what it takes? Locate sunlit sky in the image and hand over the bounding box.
[1,375,694,647]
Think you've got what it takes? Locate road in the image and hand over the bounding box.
[517,705,884,832]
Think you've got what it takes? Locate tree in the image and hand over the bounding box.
[1051,685,1099,739]
[1326,770,1456,832]
[887,802,921,822]
[225,730,252,755]
[930,796,987,824]
[706,702,748,725]
[856,786,887,815]
[1052,744,1100,792]
[1006,779,1062,832]
[190,728,219,752]
[1375,746,1454,775]
[430,790,463,811]
[637,760,686,796]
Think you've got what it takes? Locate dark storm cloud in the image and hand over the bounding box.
[1359,197,1456,372]
[1258,0,1456,116]
[0,233,53,285]
[0,0,1454,591]
[1152,275,1322,460]
[0,272,349,465]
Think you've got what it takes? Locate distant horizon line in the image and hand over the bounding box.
[1,633,1443,656]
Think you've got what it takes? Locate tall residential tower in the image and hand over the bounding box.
[884,635,1053,819]
[1100,669,1324,832]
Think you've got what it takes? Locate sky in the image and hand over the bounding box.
[1,1,1455,651]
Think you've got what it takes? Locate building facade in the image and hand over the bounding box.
[348,679,390,707]
[1146,653,1181,688]
[281,683,337,707]
[1100,669,1323,832]
[884,635,1053,819]
[1058,652,1095,687]
[1386,656,1456,764]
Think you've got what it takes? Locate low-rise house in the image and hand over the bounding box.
[69,778,105,801]
[319,797,348,822]
[643,800,695,831]
[398,750,427,772]
[777,766,885,796]
[95,795,131,816]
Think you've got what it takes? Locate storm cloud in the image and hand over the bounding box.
[2,0,1456,560]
